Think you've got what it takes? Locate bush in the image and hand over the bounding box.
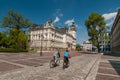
[0,48,28,53]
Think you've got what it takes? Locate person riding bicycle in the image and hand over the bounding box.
[53,50,60,63]
[63,49,71,66]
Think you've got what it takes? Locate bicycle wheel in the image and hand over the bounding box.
[63,58,70,69]
[63,62,65,69]
[63,59,67,69]
[67,60,70,67]
[56,58,60,65]
[49,60,55,68]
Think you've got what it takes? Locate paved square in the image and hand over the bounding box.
[0,62,22,72]
[0,51,81,72]
[96,74,120,80]
[95,54,120,80]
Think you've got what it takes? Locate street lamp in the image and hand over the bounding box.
[66,28,68,49]
[40,37,42,56]
[53,29,56,51]
[40,27,43,56]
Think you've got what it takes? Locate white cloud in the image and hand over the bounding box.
[106,20,114,26]
[102,12,117,20]
[54,16,59,23]
[65,19,74,26]
[102,12,117,26]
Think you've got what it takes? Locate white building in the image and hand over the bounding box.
[100,32,110,52]
[28,19,76,51]
[81,40,92,51]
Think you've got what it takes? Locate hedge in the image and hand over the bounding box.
[0,48,28,53]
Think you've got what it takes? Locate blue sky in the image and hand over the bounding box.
[0,0,120,44]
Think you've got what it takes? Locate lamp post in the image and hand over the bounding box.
[40,27,43,56]
[40,38,42,56]
[54,29,56,51]
[66,28,68,49]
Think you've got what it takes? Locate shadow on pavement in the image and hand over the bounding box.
[103,52,120,57]
[109,60,120,76]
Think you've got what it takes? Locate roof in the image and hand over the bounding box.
[29,25,44,31]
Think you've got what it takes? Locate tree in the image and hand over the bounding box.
[2,10,33,30]
[0,32,7,47]
[17,30,28,49]
[85,12,108,52]
[76,44,82,51]
[0,10,33,51]
[8,29,20,48]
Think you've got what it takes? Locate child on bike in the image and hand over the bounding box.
[53,50,60,63]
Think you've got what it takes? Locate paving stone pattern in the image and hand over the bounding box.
[0,54,100,80]
[95,54,120,80]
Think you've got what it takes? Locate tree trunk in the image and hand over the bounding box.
[98,46,100,53]
[96,42,100,53]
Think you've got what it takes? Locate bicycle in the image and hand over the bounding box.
[49,58,60,68]
[63,58,70,69]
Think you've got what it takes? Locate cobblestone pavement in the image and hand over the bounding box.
[0,51,81,70]
[0,53,100,80]
[95,54,120,80]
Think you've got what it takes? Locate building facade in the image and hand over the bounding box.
[81,40,92,51]
[111,9,120,53]
[28,19,76,51]
[100,32,110,52]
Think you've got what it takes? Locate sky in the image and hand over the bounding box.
[0,0,120,44]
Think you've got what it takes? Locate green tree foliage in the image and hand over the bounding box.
[8,29,27,49]
[85,12,108,52]
[17,30,28,49]
[0,10,33,51]
[2,10,33,30]
[76,44,82,51]
[8,29,18,48]
[0,32,8,47]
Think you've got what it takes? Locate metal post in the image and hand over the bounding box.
[66,28,68,49]
[54,29,56,51]
[40,40,42,56]
[40,27,43,56]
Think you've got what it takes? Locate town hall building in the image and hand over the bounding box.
[28,19,76,51]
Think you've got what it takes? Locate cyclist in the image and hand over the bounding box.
[53,50,60,63]
[63,49,71,66]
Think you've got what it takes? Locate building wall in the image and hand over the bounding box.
[111,9,120,53]
[28,20,76,51]
[82,40,92,51]
[100,32,110,52]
